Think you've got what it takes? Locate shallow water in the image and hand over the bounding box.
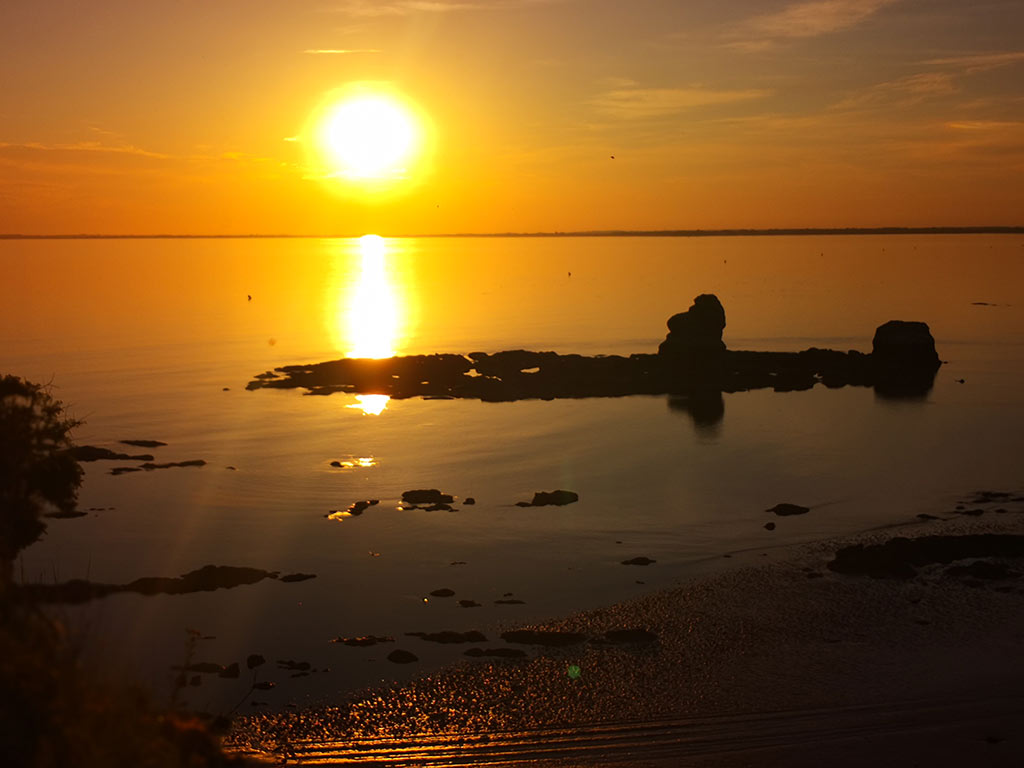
[3,234,1023,709]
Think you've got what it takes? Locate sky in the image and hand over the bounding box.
[1,0,1022,235]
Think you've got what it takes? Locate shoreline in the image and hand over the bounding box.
[229,511,1024,765]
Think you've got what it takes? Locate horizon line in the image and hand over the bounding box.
[2,226,1023,240]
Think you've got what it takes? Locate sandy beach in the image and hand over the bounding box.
[230,510,1024,766]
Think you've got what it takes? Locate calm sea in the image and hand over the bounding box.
[3,234,1024,708]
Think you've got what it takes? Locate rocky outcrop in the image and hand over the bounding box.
[247,298,943,411]
[658,294,727,361]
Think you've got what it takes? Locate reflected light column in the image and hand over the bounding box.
[341,235,406,415]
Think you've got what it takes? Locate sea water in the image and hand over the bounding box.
[2,234,1023,709]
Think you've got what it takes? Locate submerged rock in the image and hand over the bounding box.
[72,445,154,462]
[406,630,487,644]
[621,557,656,566]
[519,490,579,507]
[120,439,168,448]
[331,636,393,647]
[387,650,419,664]
[767,503,810,517]
[828,534,1024,579]
[429,588,456,597]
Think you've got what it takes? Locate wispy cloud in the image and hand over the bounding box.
[727,0,898,50]
[923,52,1024,73]
[0,141,169,159]
[330,0,556,16]
[832,72,957,110]
[303,48,381,54]
[590,84,771,119]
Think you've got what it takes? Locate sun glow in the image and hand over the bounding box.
[307,83,432,196]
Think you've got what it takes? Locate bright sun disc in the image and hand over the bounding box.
[307,84,431,195]
[323,98,415,179]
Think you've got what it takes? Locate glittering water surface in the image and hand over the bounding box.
[2,234,1023,710]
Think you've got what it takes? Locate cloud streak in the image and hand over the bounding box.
[728,0,898,50]
[303,48,381,54]
[331,0,556,16]
[590,85,771,119]
[924,51,1024,73]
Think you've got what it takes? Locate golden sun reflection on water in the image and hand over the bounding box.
[348,394,390,416]
[334,235,409,415]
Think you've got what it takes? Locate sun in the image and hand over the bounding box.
[306,83,432,196]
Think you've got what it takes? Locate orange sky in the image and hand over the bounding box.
[1,0,1022,235]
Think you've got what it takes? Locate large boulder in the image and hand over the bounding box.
[658,294,727,359]
[871,321,940,369]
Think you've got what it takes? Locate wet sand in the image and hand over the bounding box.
[229,513,1024,766]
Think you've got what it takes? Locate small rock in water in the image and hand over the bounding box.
[523,490,579,507]
[252,681,275,691]
[495,598,526,605]
[120,439,168,448]
[246,654,266,669]
[767,503,810,517]
[330,635,393,647]
[402,489,454,505]
[764,522,776,531]
[279,573,316,583]
[387,649,419,664]
[621,557,656,566]
[277,659,312,671]
[429,588,455,597]
[458,599,481,608]
[464,497,476,505]
[405,630,487,644]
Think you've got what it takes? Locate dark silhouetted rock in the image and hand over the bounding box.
[139,460,206,471]
[429,588,455,597]
[525,490,579,507]
[44,510,88,519]
[277,660,311,671]
[331,635,393,647]
[405,630,487,644]
[246,654,266,669]
[464,497,476,505]
[872,321,940,369]
[387,650,419,664]
[464,647,528,659]
[764,522,776,531]
[767,503,810,516]
[945,561,1017,580]
[459,600,482,608]
[252,681,275,691]
[327,500,379,520]
[621,557,656,566]
[495,598,526,605]
[18,564,278,604]
[658,294,727,360]
[110,467,142,475]
[402,489,454,505]
[501,630,587,646]
[279,573,316,583]
[120,440,168,448]
[828,534,1024,579]
[72,445,154,462]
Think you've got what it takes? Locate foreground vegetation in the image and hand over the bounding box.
[0,375,248,768]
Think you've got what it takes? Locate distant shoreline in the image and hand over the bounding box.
[2,226,1023,240]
